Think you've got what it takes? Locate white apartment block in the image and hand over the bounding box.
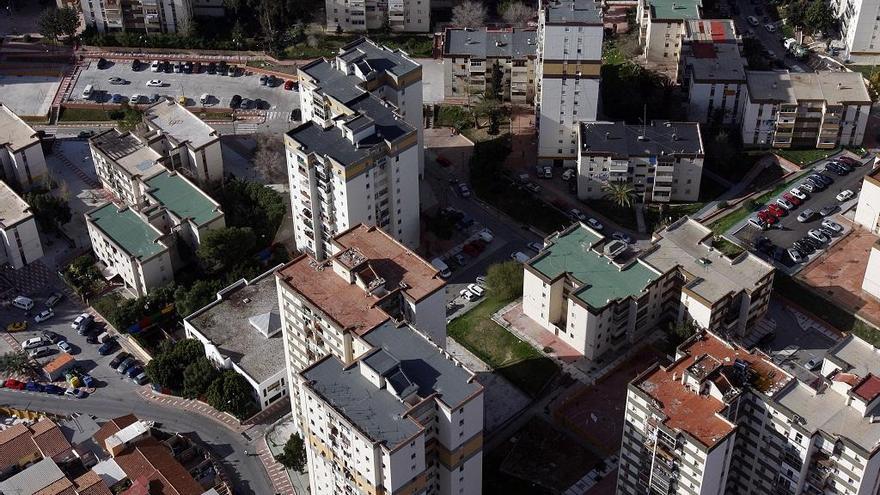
[142,99,223,184]
[536,0,603,166]
[834,0,880,62]
[637,0,703,77]
[741,70,871,149]
[325,0,430,32]
[441,27,538,104]
[288,39,423,260]
[90,129,168,206]
[853,167,880,233]
[80,0,193,34]
[0,181,44,270]
[681,20,746,124]
[85,203,173,297]
[522,218,773,361]
[0,104,48,191]
[619,331,880,495]
[275,223,446,424]
[184,266,288,410]
[577,120,704,203]
[299,320,483,495]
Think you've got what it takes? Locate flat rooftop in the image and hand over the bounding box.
[645,0,702,20]
[580,120,703,157]
[144,170,223,226]
[0,103,39,151]
[685,19,737,42]
[143,99,219,150]
[686,43,745,83]
[90,130,165,180]
[443,28,538,59]
[641,218,773,304]
[338,38,420,79]
[745,70,871,105]
[637,332,790,448]
[529,224,660,309]
[0,180,33,229]
[86,203,167,260]
[0,458,67,495]
[186,269,284,384]
[544,0,602,24]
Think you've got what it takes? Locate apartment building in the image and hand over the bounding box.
[325,0,430,33]
[834,0,880,62]
[441,27,538,104]
[275,224,446,422]
[85,203,173,297]
[185,266,288,410]
[536,0,603,166]
[637,0,703,76]
[80,0,194,34]
[0,181,44,270]
[741,70,871,149]
[90,129,167,206]
[142,99,223,184]
[522,217,773,360]
[288,39,423,260]
[0,103,48,191]
[577,120,704,203]
[299,320,483,495]
[681,20,746,124]
[854,167,880,233]
[619,331,880,495]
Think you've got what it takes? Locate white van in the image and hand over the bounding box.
[96,331,112,344]
[430,258,451,279]
[477,229,494,243]
[199,93,210,104]
[510,251,531,263]
[81,84,94,99]
[12,296,33,311]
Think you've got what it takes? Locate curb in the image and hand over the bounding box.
[137,388,250,434]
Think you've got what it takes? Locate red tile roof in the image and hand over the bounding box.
[43,353,74,374]
[853,374,880,402]
[93,415,138,451]
[115,439,204,495]
[30,419,72,459]
[73,471,112,495]
[34,476,75,495]
[0,423,39,469]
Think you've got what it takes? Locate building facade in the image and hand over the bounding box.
[619,331,880,495]
[441,27,538,104]
[834,0,880,62]
[577,120,704,203]
[681,20,746,124]
[80,0,194,34]
[637,0,703,78]
[0,181,44,270]
[0,104,48,191]
[299,321,483,495]
[288,39,423,260]
[536,0,603,165]
[741,70,871,149]
[325,0,430,33]
[853,167,880,233]
[142,99,224,184]
[522,218,774,361]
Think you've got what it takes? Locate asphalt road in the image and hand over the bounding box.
[762,298,839,383]
[729,0,811,72]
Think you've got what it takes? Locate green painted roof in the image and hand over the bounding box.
[88,204,165,259]
[648,0,701,20]
[530,226,658,309]
[145,171,221,226]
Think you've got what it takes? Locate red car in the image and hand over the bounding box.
[284,79,294,90]
[782,193,801,206]
[757,210,778,224]
[4,379,25,390]
[837,156,860,166]
[767,204,786,217]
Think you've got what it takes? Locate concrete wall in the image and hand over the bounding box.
[855,176,880,231]
[687,79,746,125]
[0,217,43,269]
[863,245,880,299]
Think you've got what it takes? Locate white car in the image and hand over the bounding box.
[797,209,816,222]
[21,337,49,350]
[776,198,795,210]
[789,188,807,200]
[808,229,829,243]
[33,309,54,323]
[150,60,160,72]
[821,219,843,233]
[459,289,476,301]
[799,182,816,193]
[146,79,163,87]
[57,340,72,353]
[836,189,854,202]
[586,218,604,231]
[569,208,587,221]
[467,284,485,298]
[787,248,804,263]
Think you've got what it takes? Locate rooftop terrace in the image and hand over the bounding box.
[143,99,219,150]
[745,70,871,105]
[91,130,165,180]
[86,203,167,259]
[645,0,702,20]
[443,28,538,59]
[144,170,223,226]
[0,180,33,229]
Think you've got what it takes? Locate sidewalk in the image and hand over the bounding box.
[257,437,297,495]
[137,387,250,434]
[264,415,311,495]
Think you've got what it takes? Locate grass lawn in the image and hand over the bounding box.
[848,65,876,78]
[712,237,745,258]
[436,104,473,130]
[708,204,754,236]
[245,60,299,75]
[775,273,880,347]
[59,107,115,122]
[644,202,705,233]
[586,199,638,231]
[448,294,559,398]
[774,147,840,166]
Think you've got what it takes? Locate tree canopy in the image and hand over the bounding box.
[500,1,534,27]
[182,358,220,399]
[205,370,256,419]
[38,7,78,43]
[24,191,72,232]
[173,279,224,318]
[197,227,258,274]
[275,433,307,472]
[452,0,488,28]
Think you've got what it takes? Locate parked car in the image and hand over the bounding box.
[562,169,575,182]
[259,74,268,85]
[33,309,54,323]
[97,341,116,355]
[25,381,44,392]
[525,183,541,193]
[41,330,61,343]
[799,182,816,193]
[457,183,472,198]
[79,373,95,388]
[776,197,795,210]
[819,204,838,217]
[747,15,759,26]
[230,94,242,109]
[468,284,485,297]
[131,59,141,71]
[838,156,860,167]
[4,379,25,390]
[808,229,829,243]
[72,313,94,332]
[134,372,149,385]
[822,219,843,233]
[45,292,63,308]
[111,94,123,104]
[108,77,126,85]
[767,204,787,217]
[126,366,143,379]
[569,208,587,221]
[586,218,604,230]
[146,79,163,87]
[28,347,53,359]
[781,193,801,206]
[825,163,847,176]
[757,210,778,225]
[836,189,855,202]
[150,60,161,72]
[57,340,72,353]
[797,209,817,222]
[43,384,63,395]
[527,241,544,252]
[97,57,109,69]
[612,231,633,244]
[183,61,193,73]
[787,248,804,263]
[109,352,130,369]
[510,251,531,263]
[116,357,136,374]
[789,188,807,200]
[811,173,833,186]
[6,321,27,332]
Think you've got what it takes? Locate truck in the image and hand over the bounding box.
[431,258,451,279]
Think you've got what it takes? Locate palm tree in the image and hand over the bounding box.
[602,183,636,208]
[0,352,38,378]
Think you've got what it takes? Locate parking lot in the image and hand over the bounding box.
[69,58,300,113]
[735,153,873,268]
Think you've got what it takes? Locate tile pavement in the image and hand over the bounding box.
[257,438,297,495]
[137,387,250,433]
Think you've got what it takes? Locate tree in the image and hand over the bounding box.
[485,261,524,301]
[472,97,501,129]
[65,255,101,294]
[145,354,181,390]
[197,227,257,273]
[253,133,286,183]
[602,183,636,208]
[57,7,79,40]
[145,339,205,392]
[705,130,737,174]
[500,1,533,27]
[182,358,220,399]
[804,0,836,35]
[24,192,72,232]
[115,102,143,132]
[38,9,61,43]
[205,370,255,419]
[209,179,285,242]
[869,70,880,102]
[452,0,487,28]
[275,433,307,472]
[174,279,224,318]
[0,352,38,377]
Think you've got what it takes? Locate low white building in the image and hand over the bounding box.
[325,0,429,32]
[0,181,43,269]
[578,120,704,203]
[184,266,288,411]
[142,99,223,185]
[741,70,871,149]
[0,104,48,191]
[85,203,173,298]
